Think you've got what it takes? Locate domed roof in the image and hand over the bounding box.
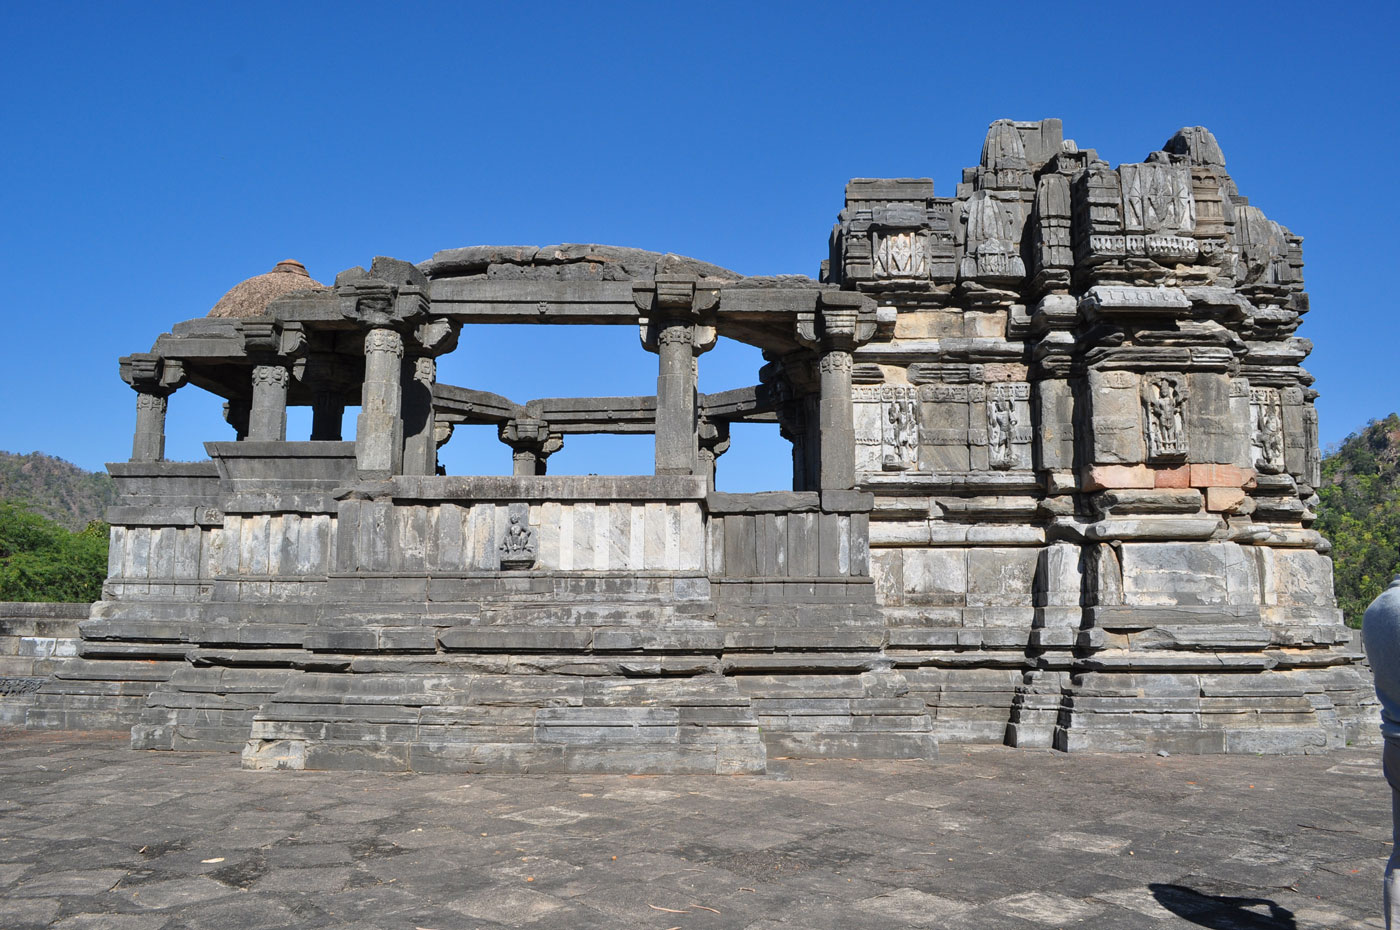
[208,260,325,318]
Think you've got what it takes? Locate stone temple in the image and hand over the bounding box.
[22,120,1378,773]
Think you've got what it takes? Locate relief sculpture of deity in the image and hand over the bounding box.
[881,393,919,471]
[1144,376,1187,460]
[1256,402,1285,474]
[988,397,1016,470]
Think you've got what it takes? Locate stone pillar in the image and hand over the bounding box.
[499,418,562,476]
[223,399,250,441]
[817,342,856,490]
[401,356,438,475]
[132,390,168,462]
[356,327,404,477]
[638,275,718,478]
[310,391,344,441]
[797,293,873,491]
[698,419,730,487]
[120,354,184,463]
[248,365,290,441]
[654,319,699,475]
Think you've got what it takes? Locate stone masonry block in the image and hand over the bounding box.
[1204,487,1247,513]
[1189,464,1255,489]
[1083,465,1154,490]
[1154,465,1190,489]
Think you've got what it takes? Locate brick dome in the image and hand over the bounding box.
[208,260,324,318]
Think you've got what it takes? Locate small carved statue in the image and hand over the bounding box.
[501,515,533,555]
[989,398,1015,469]
[882,395,919,470]
[1146,377,1186,459]
[1256,403,1285,474]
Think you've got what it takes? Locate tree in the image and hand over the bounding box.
[0,501,109,602]
[1315,413,1400,627]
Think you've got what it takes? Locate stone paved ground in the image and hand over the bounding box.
[0,730,1388,930]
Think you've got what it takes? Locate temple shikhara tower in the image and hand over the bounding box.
[21,121,1377,772]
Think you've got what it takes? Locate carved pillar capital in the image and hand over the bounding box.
[338,280,429,330]
[499,418,563,476]
[251,364,290,388]
[119,354,186,396]
[364,327,405,358]
[796,291,878,354]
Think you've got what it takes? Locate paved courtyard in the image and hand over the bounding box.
[0,730,1388,929]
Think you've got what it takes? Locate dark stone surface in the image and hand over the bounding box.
[0,730,1387,929]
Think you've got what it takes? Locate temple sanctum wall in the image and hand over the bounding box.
[18,120,1378,773]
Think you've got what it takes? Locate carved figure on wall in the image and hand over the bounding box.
[498,506,538,569]
[989,397,1016,470]
[882,393,919,471]
[1144,376,1187,460]
[1256,403,1285,474]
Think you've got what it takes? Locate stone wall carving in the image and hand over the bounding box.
[1251,387,1286,474]
[872,231,927,279]
[1143,375,1187,462]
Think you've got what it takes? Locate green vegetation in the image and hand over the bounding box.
[0,501,108,602]
[1315,413,1400,627]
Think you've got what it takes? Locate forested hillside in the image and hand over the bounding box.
[1315,413,1400,627]
[0,451,115,530]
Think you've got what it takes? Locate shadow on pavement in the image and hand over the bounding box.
[1149,883,1297,929]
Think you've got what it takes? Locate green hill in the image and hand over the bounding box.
[0,451,116,531]
[1315,413,1400,627]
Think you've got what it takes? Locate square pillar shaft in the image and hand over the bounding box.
[248,365,289,441]
[655,321,698,475]
[357,328,404,477]
[401,356,437,475]
[818,348,856,490]
[131,391,167,462]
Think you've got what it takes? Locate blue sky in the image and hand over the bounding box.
[2,1,1395,491]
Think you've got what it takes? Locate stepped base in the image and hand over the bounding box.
[242,672,767,774]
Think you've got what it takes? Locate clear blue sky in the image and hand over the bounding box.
[2,1,1395,491]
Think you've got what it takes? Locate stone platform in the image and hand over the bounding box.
[0,730,1387,929]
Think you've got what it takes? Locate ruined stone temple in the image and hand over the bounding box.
[22,120,1378,772]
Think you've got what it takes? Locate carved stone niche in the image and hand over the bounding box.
[854,385,919,473]
[1142,375,1188,463]
[986,382,1032,471]
[871,229,929,279]
[497,502,537,570]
